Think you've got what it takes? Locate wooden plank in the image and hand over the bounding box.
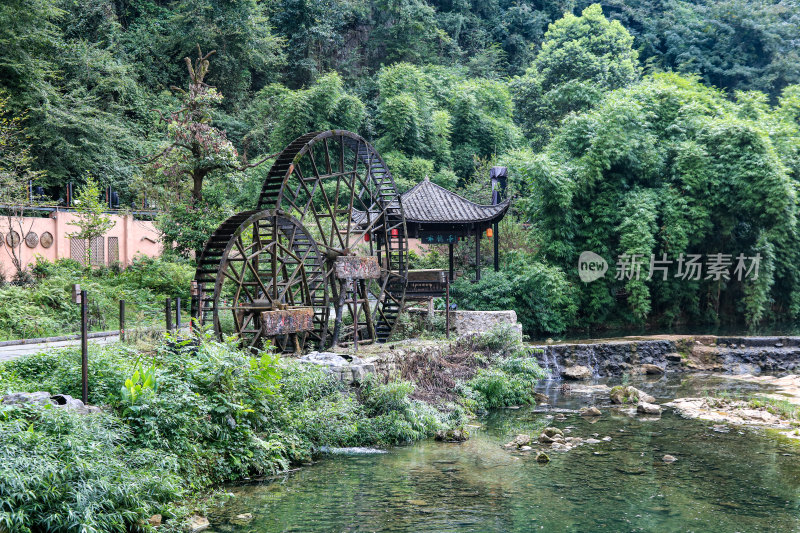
[261,307,315,335]
[334,256,381,280]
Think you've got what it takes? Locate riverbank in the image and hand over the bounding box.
[5,328,800,531]
[206,372,800,531]
[0,324,542,532]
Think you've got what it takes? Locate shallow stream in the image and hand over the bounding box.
[209,374,800,532]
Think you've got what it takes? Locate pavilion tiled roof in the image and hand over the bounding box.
[353,177,510,225]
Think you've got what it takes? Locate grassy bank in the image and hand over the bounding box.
[0,257,194,340]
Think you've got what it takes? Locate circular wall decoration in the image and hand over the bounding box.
[25,231,39,248]
[40,231,53,249]
[6,231,20,247]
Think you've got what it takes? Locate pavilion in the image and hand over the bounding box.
[354,172,510,294]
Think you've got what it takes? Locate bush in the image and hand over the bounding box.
[0,257,194,340]
[458,353,545,412]
[0,404,182,533]
[450,252,578,336]
[467,322,524,355]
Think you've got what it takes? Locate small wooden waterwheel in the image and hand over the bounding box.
[193,209,324,353]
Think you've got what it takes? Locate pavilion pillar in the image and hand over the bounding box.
[493,221,499,272]
[475,226,481,282]
[448,242,454,281]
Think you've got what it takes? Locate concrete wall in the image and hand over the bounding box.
[0,211,160,278]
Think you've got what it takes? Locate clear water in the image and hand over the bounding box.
[210,375,800,532]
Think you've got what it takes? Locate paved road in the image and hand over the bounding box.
[0,335,120,363]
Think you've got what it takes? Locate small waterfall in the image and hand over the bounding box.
[541,347,561,380]
[590,351,601,379]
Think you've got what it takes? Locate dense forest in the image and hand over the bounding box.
[2,0,800,333]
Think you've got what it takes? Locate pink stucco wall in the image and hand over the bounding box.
[0,211,160,279]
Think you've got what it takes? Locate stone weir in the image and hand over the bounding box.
[531,335,800,378]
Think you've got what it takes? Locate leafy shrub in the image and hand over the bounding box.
[458,354,545,412]
[450,252,578,337]
[121,255,194,300]
[0,404,182,533]
[467,322,524,355]
[0,257,194,340]
[0,334,463,531]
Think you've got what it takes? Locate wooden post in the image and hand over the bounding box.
[475,227,481,282]
[493,221,499,272]
[331,280,347,348]
[352,279,358,352]
[448,242,454,282]
[81,290,88,405]
[165,298,173,332]
[190,281,198,336]
[175,297,181,330]
[445,277,450,339]
[119,300,125,342]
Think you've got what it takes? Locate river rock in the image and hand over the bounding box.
[637,401,662,415]
[539,427,565,444]
[543,427,564,438]
[504,434,531,448]
[610,386,655,404]
[580,406,602,417]
[641,364,665,375]
[534,392,549,405]
[300,351,349,366]
[520,445,532,451]
[148,514,162,527]
[436,427,469,442]
[662,454,677,463]
[188,515,210,533]
[562,365,592,380]
[536,452,550,463]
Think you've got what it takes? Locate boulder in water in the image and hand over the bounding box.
[580,406,602,417]
[436,427,469,442]
[662,454,677,463]
[641,364,665,374]
[504,434,531,448]
[536,452,550,463]
[562,365,592,380]
[543,427,564,438]
[637,401,662,415]
[610,386,655,404]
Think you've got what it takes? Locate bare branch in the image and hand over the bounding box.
[238,151,280,170]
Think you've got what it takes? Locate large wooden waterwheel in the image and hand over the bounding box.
[192,131,408,352]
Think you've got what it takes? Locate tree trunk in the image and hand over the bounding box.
[192,171,204,204]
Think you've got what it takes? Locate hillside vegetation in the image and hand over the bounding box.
[2,1,800,333]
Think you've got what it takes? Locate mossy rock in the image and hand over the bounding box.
[543,427,564,438]
[536,452,550,464]
[435,427,470,442]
